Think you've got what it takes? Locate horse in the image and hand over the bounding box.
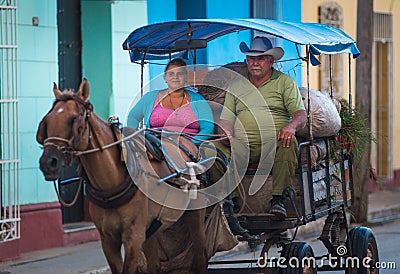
[36,79,207,274]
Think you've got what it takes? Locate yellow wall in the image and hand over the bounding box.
[302,0,400,170]
[301,0,357,103]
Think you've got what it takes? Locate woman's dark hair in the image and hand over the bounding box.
[164,58,187,72]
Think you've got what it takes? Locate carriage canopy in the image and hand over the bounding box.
[122,18,360,62]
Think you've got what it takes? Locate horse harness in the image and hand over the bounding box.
[41,95,205,209]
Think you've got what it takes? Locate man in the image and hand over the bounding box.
[217,36,307,220]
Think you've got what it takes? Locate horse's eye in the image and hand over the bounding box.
[70,116,78,125]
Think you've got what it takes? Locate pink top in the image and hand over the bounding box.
[149,95,200,134]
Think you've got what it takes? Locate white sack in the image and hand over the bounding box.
[297,87,341,138]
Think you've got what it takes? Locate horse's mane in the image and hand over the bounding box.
[58,89,76,101]
[48,89,93,120]
[54,89,92,108]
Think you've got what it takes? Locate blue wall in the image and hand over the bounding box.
[276,0,302,86]
[145,0,302,85]
[146,0,177,89]
[206,0,251,66]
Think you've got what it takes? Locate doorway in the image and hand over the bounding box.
[57,0,83,223]
[371,12,393,180]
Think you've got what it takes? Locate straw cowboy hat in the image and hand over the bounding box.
[240,36,284,60]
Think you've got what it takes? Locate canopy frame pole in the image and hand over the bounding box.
[186,22,197,87]
[296,43,307,61]
[193,49,197,87]
[140,52,147,98]
[329,55,333,98]
[348,54,352,111]
[306,45,313,142]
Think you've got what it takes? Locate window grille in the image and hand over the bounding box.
[0,0,19,242]
[252,0,276,43]
[252,0,275,19]
[318,1,343,96]
[374,12,392,42]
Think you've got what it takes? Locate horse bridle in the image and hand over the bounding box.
[42,96,147,208]
[42,96,94,167]
[39,96,92,207]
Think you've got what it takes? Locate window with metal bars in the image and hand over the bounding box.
[318,1,344,97]
[0,0,20,242]
[251,0,276,44]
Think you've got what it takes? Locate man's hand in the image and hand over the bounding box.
[277,124,296,148]
[278,110,307,148]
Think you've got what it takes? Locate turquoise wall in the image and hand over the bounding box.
[17,0,148,205]
[18,0,58,204]
[111,1,148,123]
[81,0,148,123]
[81,1,112,121]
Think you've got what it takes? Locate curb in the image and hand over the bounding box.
[86,266,111,274]
[368,204,400,224]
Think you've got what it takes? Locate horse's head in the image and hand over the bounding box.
[36,79,92,181]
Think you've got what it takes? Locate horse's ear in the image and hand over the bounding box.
[36,119,47,145]
[53,82,62,99]
[77,78,90,101]
[53,83,62,99]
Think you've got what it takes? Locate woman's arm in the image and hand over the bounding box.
[127,102,144,129]
[126,91,157,129]
[189,92,215,143]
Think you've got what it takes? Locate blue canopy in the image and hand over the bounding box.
[123,18,360,62]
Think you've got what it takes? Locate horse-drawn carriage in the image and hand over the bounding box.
[37,19,379,273]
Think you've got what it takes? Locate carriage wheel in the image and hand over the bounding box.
[345,226,379,274]
[280,242,317,274]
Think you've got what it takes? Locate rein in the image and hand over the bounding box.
[53,178,83,207]
[42,95,146,158]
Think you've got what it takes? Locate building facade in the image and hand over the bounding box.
[302,0,400,184]
[1,0,399,262]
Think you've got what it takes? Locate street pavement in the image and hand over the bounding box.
[1,186,399,274]
[208,217,400,273]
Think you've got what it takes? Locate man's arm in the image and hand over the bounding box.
[278,109,307,148]
[290,109,308,131]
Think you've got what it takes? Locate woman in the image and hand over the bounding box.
[127,58,214,143]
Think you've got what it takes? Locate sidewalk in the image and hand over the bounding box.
[1,187,399,274]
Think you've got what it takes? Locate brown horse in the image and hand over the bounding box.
[36,79,207,274]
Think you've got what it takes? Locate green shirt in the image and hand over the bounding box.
[220,68,304,162]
